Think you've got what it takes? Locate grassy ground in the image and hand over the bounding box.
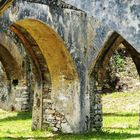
[0,90,140,139]
[102,90,140,140]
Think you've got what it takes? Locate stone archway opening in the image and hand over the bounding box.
[7,19,80,133]
[89,32,140,132]
[0,41,21,111]
[102,43,140,131]
[0,31,38,113]
[0,31,38,136]
[102,43,140,93]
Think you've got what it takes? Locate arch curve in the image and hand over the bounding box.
[11,19,78,81]
[0,44,20,79]
[89,31,140,131]
[0,32,22,80]
[89,32,140,81]
[10,19,80,133]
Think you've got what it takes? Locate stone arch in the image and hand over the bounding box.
[89,32,140,131]
[0,31,41,112]
[0,32,24,111]
[0,44,21,80]
[0,32,22,80]
[9,19,80,133]
[4,31,41,112]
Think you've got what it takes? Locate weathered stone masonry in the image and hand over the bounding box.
[0,0,139,134]
[0,31,35,111]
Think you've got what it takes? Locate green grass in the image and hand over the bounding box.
[0,90,140,139]
[102,90,140,114]
[102,90,140,140]
[0,110,53,139]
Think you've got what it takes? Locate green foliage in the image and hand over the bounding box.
[114,53,124,72]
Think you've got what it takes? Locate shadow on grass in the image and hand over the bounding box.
[0,131,140,140]
[104,113,139,117]
[104,127,140,130]
[0,112,32,122]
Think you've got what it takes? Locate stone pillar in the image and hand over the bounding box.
[32,84,43,130]
[25,55,34,111]
[89,72,102,131]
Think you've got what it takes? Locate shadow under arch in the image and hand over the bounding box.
[9,19,80,133]
[88,31,140,131]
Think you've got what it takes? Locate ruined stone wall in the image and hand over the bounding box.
[0,31,35,112]
[0,0,119,133]
[0,1,92,133]
[64,0,140,52]
[2,2,112,131]
[89,73,102,131]
[0,0,139,134]
[8,31,35,112]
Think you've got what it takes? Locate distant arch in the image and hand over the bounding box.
[0,32,22,80]
[89,32,140,81]
[0,32,25,111]
[0,44,20,79]
[89,32,140,131]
